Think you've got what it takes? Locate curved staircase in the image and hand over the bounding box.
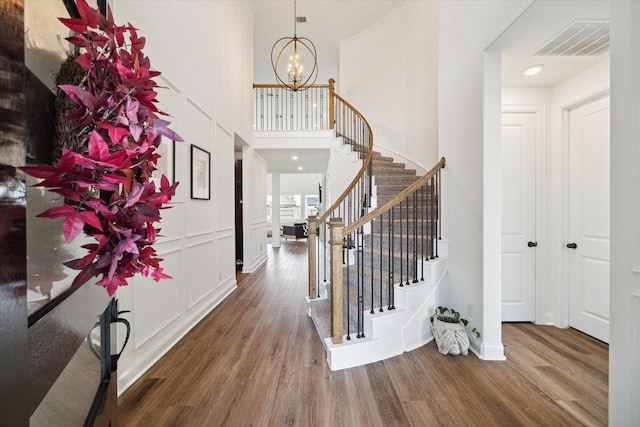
[308,150,447,370]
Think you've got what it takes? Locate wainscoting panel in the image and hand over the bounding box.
[131,249,183,349]
[186,240,216,309]
[216,234,235,289]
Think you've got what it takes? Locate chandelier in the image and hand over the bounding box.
[271,0,318,91]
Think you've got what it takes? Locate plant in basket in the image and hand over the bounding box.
[430,306,480,356]
[20,0,182,296]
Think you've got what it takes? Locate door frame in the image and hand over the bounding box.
[501,105,547,324]
[559,83,610,328]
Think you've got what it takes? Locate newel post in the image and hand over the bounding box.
[329,218,344,344]
[307,216,318,299]
[328,78,335,130]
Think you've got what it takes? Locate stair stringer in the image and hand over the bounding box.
[321,257,448,371]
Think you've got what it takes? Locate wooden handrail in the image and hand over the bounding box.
[317,91,374,224]
[343,157,446,235]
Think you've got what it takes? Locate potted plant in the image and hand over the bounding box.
[20,0,182,296]
[430,306,480,356]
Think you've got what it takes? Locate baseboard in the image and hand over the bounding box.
[243,251,268,273]
[478,341,506,361]
[404,328,434,352]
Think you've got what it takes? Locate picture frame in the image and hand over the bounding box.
[152,138,175,186]
[190,144,211,200]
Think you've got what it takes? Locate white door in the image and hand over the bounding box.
[567,95,610,343]
[501,111,537,322]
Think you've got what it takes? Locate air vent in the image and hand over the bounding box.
[296,17,306,23]
[534,20,609,56]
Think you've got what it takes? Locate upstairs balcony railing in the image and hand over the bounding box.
[253,82,331,131]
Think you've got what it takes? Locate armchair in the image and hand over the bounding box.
[282,223,308,241]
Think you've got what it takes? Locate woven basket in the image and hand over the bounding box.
[54,55,87,159]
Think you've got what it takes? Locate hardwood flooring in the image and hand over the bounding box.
[118,242,608,426]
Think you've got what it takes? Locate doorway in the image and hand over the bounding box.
[235,159,243,271]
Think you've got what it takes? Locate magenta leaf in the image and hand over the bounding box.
[62,213,87,243]
[70,264,98,289]
[37,205,75,219]
[151,268,172,282]
[80,211,103,231]
[59,84,96,111]
[88,130,110,160]
[153,118,184,142]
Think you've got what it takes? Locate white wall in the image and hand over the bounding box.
[110,0,255,394]
[339,1,440,170]
[438,0,533,360]
[268,173,322,195]
[609,1,640,425]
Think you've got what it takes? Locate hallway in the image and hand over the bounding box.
[118,242,607,426]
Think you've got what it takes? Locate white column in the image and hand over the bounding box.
[272,173,281,248]
[610,2,640,425]
[482,49,505,360]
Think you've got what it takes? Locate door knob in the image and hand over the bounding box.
[566,243,577,249]
[527,241,537,247]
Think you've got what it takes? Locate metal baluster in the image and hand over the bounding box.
[405,198,410,286]
[357,227,364,338]
[346,230,351,341]
[421,183,425,281]
[413,190,419,283]
[399,200,404,287]
[389,207,395,310]
[437,169,441,257]
[370,224,374,314]
[430,176,436,260]
[388,207,392,309]
[379,215,384,312]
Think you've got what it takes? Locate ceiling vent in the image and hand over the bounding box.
[533,20,609,56]
[296,16,306,23]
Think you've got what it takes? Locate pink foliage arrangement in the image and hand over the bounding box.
[21,0,182,296]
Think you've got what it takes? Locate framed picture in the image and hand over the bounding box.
[152,138,175,186]
[190,144,211,200]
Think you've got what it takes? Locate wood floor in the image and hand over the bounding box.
[118,242,608,426]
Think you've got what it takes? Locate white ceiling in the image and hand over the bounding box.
[492,1,610,87]
[255,148,330,174]
[251,1,611,173]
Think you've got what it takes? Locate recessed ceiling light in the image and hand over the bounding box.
[292,155,298,160]
[523,65,543,76]
[298,166,303,170]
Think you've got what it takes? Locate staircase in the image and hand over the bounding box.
[307,150,447,370]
